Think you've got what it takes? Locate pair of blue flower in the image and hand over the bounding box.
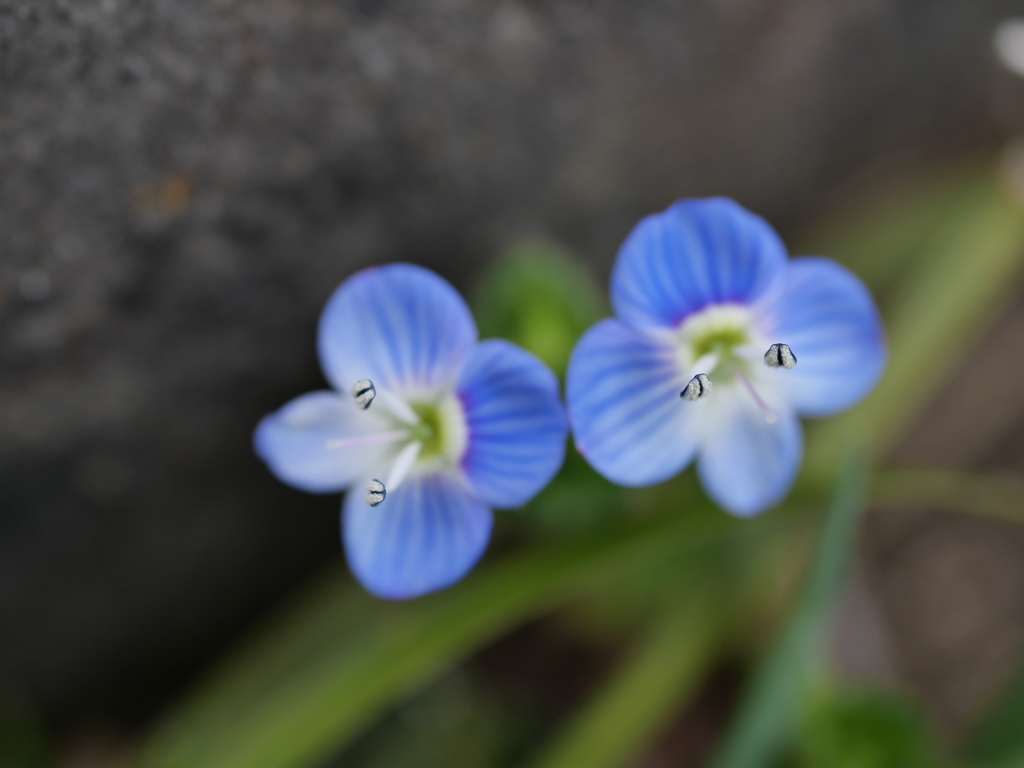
[255,198,886,599]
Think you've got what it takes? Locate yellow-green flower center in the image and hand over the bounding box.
[676,303,757,382]
[409,401,446,459]
[690,326,749,361]
[407,394,468,464]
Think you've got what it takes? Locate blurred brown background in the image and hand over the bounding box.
[2,0,1024,758]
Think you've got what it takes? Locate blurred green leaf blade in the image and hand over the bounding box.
[965,658,1024,768]
[805,170,1024,479]
[796,690,935,768]
[142,504,788,768]
[709,450,868,768]
[796,160,995,294]
[872,469,1024,526]
[530,597,720,768]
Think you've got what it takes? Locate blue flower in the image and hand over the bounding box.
[255,263,568,599]
[566,198,886,516]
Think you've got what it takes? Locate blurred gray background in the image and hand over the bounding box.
[2,0,1024,753]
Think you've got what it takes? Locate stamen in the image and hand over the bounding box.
[325,430,407,450]
[365,479,386,506]
[734,368,778,424]
[386,441,422,492]
[680,373,712,401]
[764,343,797,369]
[374,389,419,425]
[691,351,719,377]
[352,379,376,409]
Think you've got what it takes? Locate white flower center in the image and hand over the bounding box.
[673,303,794,424]
[333,382,468,505]
[674,303,759,377]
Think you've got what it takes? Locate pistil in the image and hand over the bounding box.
[326,430,409,450]
[733,367,777,424]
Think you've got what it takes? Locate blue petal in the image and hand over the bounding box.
[253,391,392,493]
[318,263,478,396]
[566,318,699,486]
[696,385,803,517]
[758,257,886,416]
[342,472,493,599]
[457,339,568,508]
[611,198,787,331]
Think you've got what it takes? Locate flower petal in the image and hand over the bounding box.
[611,198,787,331]
[457,339,568,508]
[318,263,478,396]
[757,257,886,416]
[253,391,393,493]
[342,472,493,599]
[696,383,802,516]
[566,318,698,486]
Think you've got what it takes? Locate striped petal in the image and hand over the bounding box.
[566,318,699,486]
[342,472,493,599]
[253,391,393,493]
[457,339,568,508]
[696,382,802,516]
[757,257,886,416]
[318,263,478,397]
[611,198,786,331]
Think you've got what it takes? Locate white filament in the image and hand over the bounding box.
[385,440,422,493]
[326,429,407,450]
[373,389,419,425]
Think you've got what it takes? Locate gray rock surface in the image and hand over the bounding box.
[0,0,1020,728]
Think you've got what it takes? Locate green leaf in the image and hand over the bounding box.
[964,660,1024,767]
[141,505,798,768]
[472,239,605,375]
[796,690,935,768]
[530,597,721,768]
[708,450,868,768]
